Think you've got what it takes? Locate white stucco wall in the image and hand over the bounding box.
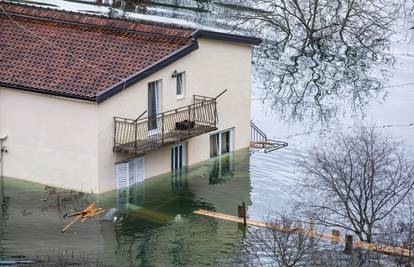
[0,87,99,192]
[97,38,252,193]
[0,37,253,194]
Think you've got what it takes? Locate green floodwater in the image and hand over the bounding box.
[0,149,263,266]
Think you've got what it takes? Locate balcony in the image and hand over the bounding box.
[114,95,218,154]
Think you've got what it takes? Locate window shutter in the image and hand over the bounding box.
[116,156,144,189]
[128,159,137,187]
[115,162,128,189]
[136,157,144,182]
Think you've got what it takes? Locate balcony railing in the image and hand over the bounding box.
[250,122,288,153]
[114,97,218,154]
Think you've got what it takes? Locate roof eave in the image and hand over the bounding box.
[0,82,96,102]
[96,41,199,103]
[191,29,262,46]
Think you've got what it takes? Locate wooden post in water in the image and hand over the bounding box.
[242,202,246,226]
[331,229,340,244]
[309,218,315,248]
[57,193,61,211]
[297,222,304,249]
[344,234,353,254]
[237,202,247,226]
[237,205,243,217]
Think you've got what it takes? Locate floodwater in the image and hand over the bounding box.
[2,0,414,265]
[0,149,296,265]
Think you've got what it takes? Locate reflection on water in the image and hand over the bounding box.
[0,147,299,265]
[20,0,398,122]
[225,0,397,122]
[209,153,234,184]
[256,42,394,122]
[0,149,273,265]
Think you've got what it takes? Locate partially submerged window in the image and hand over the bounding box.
[210,129,233,158]
[171,143,186,170]
[115,156,144,189]
[176,72,185,98]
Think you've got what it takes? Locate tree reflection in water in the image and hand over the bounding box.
[225,0,399,121]
[255,40,395,121]
[94,0,400,122]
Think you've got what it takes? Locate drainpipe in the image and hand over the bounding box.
[0,135,7,200]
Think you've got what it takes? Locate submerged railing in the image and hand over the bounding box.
[250,122,288,153]
[114,97,218,154]
[250,121,267,144]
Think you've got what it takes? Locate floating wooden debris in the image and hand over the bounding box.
[61,203,105,233]
[193,209,413,257]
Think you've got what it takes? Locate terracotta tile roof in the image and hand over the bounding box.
[0,2,195,101]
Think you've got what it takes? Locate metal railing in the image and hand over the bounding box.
[114,99,218,153]
[250,121,267,144]
[250,122,288,153]
[193,94,214,104]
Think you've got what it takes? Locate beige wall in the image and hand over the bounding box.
[97,38,252,193]
[0,38,253,194]
[0,87,99,192]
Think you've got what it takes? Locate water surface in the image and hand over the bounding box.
[0,149,298,265]
[2,0,414,265]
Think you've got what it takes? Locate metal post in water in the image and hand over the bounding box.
[344,234,353,254]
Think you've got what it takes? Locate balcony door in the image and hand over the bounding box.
[210,129,232,157]
[171,143,186,170]
[148,80,161,134]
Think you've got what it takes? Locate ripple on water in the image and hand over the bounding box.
[249,146,303,218]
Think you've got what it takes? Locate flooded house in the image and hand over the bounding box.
[0,3,261,193]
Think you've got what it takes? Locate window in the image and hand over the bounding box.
[176,72,185,98]
[148,80,161,132]
[171,143,186,170]
[115,157,145,210]
[210,129,233,158]
[115,156,144,189]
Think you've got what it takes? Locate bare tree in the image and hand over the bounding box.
[236,213,377,266]
[295,125,414,244]
[239,213,319,266]
[377,196,414,266]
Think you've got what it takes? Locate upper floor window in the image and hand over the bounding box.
[176,72,185,98]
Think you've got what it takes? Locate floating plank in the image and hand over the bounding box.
[193,209,413,257]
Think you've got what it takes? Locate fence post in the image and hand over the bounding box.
[214,100,217,126]
[298,222,304,247]
[188,106,191,135]
[344,234,353,254]
[113,117,117,152]
[161,113,165,143]
[134,121,138,151]
[309,218,315,248]
[242,202,246,225]
[237,202,247,226]
[331,229,340,244]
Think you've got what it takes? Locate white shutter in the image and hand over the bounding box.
[115,162,128,189]
[116,156,144,189]
[136,157,144,183]
[128,159,137,186]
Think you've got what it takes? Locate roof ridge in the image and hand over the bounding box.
[0,1,194,39]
